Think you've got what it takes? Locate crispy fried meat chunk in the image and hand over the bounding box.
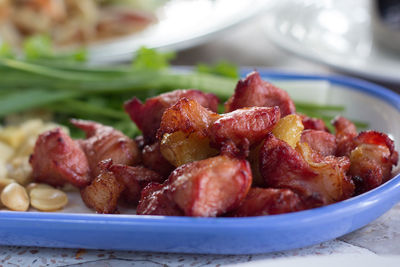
[71,119,140,177]
[30,128,91,188]
[168,155,252,217]
[158,98,281,158]
[333,117,398,193]
[300,129,336,156]
[225,71,295,117]
[80,170,124,214]
[210,106,280,157]
[299,114,329,132]
[349,131,398,194]
[109,163,163,205]
[229,188,305,217]
[333,116,358,157]
[136,182,184,216]
[260,134,354,207]
[142,142,175,178]
[157,97,220,139]
[137,155,252,217]
[124,89,219,144]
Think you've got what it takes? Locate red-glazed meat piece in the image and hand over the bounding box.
[349,131,398,193]
[142,142,175,178]
[332,116,358,157]
[158,98,281,158]
[137,155,253,217]
[230,188,305,217]
[300,129,336,156]
[225,71,295,117]
[109,163,163,205]
[80,170,124,214]
[168,155,252,217]
[157,97,220,139]
[260,134,354,207]
[124,89,219,144]
[30,128,91,188]
[71,119,140,177]
[210,106,280,157]
[300,114,329,132]
[136,182,184,216]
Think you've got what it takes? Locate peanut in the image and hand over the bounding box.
[1,183,29,211]
[30,187,68,211]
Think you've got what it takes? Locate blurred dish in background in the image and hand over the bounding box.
[263,0,400,84]
[0,0,162,46]
[0,0,269,63]
[87,0,269,63]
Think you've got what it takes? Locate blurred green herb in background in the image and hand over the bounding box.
[0,35,364,137]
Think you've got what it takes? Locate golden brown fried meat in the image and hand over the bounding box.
[142,142,175,178]
[349,131,398,194]
[225,71,295,117]
[332,116,358,157]
[300,129,336,157]
[30,128,91,188]
[124,89,219,144]
[80,169,124,214]
[136,182,184,216]
[167,155,252,217]
[109,163,163,205]
[137,155,252,217]
[210,106,280,157]
[71,119,140,177]
[158,98,281,158]
[229,188,305,217]
[157,97,220,139]
[260,133,354,207]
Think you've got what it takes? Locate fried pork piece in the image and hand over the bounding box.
[169,155,252,217]
[300,129,336,156]
[157,98,220,165]
[229,188,305,217]
[80,169,124,214]
[136,182,184,216]
[349,131,399,194]
[157,97,220,139]
[225,71,295,117]
[299,114,329,132]
[137,155,253,217]
[30,128,91,188]
[71,119,140,177]
[332,116,358,157]
[210,106,280,157]
[260,133,354,207]
[142,142,175,178]
[109,162,163,205]
[124,89,219,144]
[158,98,281,158]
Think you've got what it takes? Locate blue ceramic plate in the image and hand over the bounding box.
[0,70,399,254]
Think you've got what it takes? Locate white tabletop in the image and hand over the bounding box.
[1,16,400,267]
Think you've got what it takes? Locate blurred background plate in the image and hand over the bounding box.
[262,0,400,84]
[88,0,270,63]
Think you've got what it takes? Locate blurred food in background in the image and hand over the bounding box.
[371,0,400,53]
[0,0,164,47]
